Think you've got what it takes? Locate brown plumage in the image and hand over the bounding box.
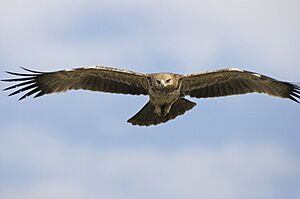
[2,66,299,126]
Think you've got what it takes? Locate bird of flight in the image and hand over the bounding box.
[2,66,299,126]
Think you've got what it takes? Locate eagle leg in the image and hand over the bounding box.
[154,104,172,116]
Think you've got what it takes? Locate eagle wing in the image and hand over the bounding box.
[3,66,149,100]
[180,68,300,103]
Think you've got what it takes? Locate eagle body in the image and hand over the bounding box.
[3,66,299,126]
[147,73,181,116]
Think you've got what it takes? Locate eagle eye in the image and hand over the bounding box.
[166,79,171,83]
[156,80,161,84]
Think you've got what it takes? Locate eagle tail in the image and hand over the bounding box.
[127,98,196,126]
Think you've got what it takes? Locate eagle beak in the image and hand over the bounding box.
[161,80,166,88]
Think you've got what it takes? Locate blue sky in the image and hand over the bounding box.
[0,0,300,198]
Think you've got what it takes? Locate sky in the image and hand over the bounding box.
[0,0,300,198]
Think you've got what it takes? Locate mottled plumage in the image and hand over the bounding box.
[2,66,299,126]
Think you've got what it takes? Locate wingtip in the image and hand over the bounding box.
[18,95,27,101]
[289,95,299,104]
[1,78,13,82]
[3,87,11,91]
[5,71,36,77]
[286,82,300,104]
[33,91,44,98]
[289,92,300,104]
[20,66,42,74]
[8,92,16,97]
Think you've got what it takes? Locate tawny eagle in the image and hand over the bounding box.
[2,66,299,126]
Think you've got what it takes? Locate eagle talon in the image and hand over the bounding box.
[154,106,162,116]
[154,105,172,116]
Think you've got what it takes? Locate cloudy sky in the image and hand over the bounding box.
[0,0,299,198]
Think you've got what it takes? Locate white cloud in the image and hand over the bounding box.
[0,128,299,199]
[0,0,299,78]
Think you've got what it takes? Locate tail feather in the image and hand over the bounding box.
[127,98,196,126]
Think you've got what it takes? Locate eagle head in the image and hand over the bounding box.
[151,73,178,91]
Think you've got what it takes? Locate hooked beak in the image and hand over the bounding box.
[160,80,166,88]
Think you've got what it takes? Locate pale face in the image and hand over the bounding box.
[152,73,177,90]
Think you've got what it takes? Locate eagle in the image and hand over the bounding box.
[2,66,299,126]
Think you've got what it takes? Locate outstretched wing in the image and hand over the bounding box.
[180,68,300,103]
[2,66,149,100]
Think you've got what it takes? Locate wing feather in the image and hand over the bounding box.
[2,66,149,100]
[180,68,300,103]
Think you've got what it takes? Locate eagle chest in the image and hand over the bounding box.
[148,87,180,105]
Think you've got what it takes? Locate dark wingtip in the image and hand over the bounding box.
[2,67,45,100]
[18,95,27,101]
[5,71,35,76]
[20,67,43,74]
[17,87,41,100]
[1,78,14,82]
[3,80,36,91]
[289,83,300,104]
[33,91,45,98]
[289,95,299,103]
[1,77,35,82]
